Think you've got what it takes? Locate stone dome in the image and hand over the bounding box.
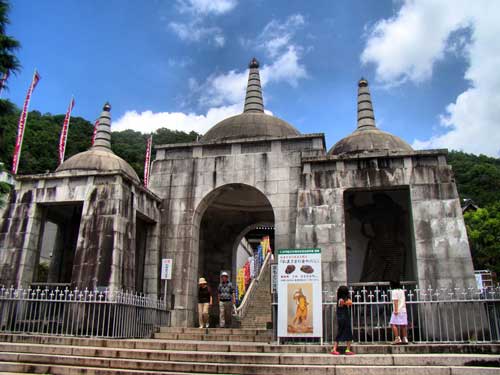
[56,102,140,183]
[328,127,413,156]
[328,78,413,156]
[56,147,140,182]
[201,58,300,142]
[202,112,300,142]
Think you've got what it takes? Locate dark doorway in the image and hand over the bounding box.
[344,188,415,284]
[35,203,83,285]
[135,214,152,293]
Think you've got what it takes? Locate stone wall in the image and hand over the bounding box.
[150,135,325,326]
[0,171,160,295]
[297,151,475,293]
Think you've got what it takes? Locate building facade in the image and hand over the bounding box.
[0,59,475,327]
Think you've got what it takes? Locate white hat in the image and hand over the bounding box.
[198,277,207,284]
[221,271,229,277]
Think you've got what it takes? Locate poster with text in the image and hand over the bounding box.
[277,248,322,338]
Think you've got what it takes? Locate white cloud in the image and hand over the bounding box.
[176,0,238,15]
[113,104,241,135]
[169,21,225,46]
[361,0,500,156]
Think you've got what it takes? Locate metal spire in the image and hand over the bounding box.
[243,57,264,113]
[92,102,113,150]
[357,78,376,129]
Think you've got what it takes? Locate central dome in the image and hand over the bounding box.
[202,112,300,142]
[201,58,300,142]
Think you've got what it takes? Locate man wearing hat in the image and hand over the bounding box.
[198,277,212,328]
[217,271,235,328]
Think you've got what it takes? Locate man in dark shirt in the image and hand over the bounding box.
[217,271,235,328]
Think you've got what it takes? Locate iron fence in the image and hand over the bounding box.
[0,286,169,338]
[273,285,500,344]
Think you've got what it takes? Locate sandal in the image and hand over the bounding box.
[330,350,340,355]
[345,350,355,355]
[392,336,402,345]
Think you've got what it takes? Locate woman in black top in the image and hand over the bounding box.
[198,277,212,328]
[331,285,354,355]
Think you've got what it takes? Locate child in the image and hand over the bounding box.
[390,280,408,345]
[331,285,354,355]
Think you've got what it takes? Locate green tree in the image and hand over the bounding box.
[0,0,21,87]
[464,203,500,274]
[447,151,500,207]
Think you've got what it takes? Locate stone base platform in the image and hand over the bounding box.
[0,332,498,375]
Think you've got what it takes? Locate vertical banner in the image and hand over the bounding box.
[58,97,76,165]
[143,135,152,187]
[277,248,322,339]
[90,119,99,146]
[0,71,9,98]
[11,70,41,174]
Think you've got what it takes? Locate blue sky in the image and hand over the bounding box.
[4,0,500,156]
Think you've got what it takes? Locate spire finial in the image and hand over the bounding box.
[357,77,376,129]
[243,57,264,113]
[249,57,259,69]
[92,102,113,151]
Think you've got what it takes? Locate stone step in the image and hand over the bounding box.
[0,350,499,375]
[1,334,500,355]
[1,342,499,367]
[159,327,271,335]
[153,332,271,342]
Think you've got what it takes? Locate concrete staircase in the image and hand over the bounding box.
[0,328,499,374]
[239,262,272,329]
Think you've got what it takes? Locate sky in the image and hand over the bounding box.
[4,0,500,156]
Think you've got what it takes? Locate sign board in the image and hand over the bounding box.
[270,263,278,294]
[161,259,173,280]
[277,248,322,339]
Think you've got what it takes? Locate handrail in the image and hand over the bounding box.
[234,251,272,319]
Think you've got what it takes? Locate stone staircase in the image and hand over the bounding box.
[239,262,272,329]
[0,328,499,374]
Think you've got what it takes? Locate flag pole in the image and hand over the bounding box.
[11,69,41,174]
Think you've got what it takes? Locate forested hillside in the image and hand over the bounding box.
[0,100,198,179]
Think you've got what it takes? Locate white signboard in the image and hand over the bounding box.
[161,259,173,280]
[277,248,322,339]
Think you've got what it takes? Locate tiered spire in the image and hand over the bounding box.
[357,78,376,129]
[92,102,113,150]
[243,57,264,113]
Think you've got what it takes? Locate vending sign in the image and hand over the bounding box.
[277,248,322,339]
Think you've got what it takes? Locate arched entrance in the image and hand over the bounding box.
[195,183,274,302]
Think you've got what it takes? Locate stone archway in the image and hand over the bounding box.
[192,184,274,325]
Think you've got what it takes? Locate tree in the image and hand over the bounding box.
[0,0,21,86]
[464,203,500,275]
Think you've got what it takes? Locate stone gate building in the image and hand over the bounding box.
[0,58,475,326]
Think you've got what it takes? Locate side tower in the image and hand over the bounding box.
[296,78,475,293]
[0,103,161,295]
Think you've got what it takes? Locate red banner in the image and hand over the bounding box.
[143,135,152,187]
[58,97,76,165]
[11,70,41,174]
[91,119,99,146]
[0,70,9,98]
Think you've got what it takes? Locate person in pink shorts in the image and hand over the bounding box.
[390,280,408,345]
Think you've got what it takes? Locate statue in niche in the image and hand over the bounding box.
[348,193,407,282]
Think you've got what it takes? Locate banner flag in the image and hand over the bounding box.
[143,135,153,187]
[11,70,41,174]
[58,97,76,165]
[91,119,99,146]
[0,70,9,98]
